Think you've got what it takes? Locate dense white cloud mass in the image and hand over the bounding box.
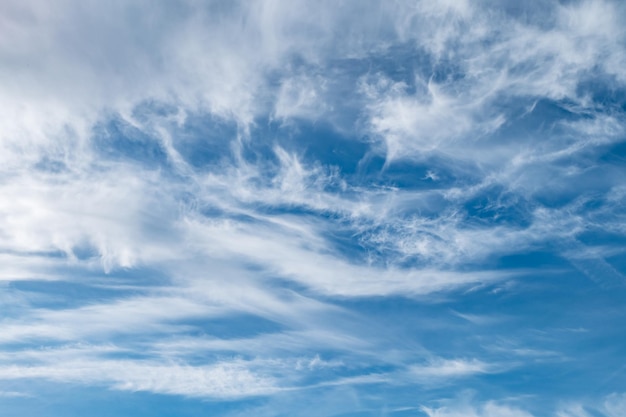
[0,1,625,416]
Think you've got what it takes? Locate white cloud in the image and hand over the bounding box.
[555,392,626,417]
[0,390,31,398]
[556,404,594,417]
[603,392,626,417]
[423,393,626,417]
[0,359,279,399]
[274,74,330,121]
[410,358,492,379]
[359,0,626,163]
[0,165,181,272]
[421,400,535,417]
[0,0,624,408]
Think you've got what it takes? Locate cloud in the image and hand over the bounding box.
[420,399,535,417]
[0,0,625,413]
[409,358,492,380]
[359,0,626,164]
[420,392,626,417]
[0,165,179,272]
[554,392,626,417]
[556,404,594,417]
[0,391,31,398]
[0,359,279,399]
[603,392,626,417]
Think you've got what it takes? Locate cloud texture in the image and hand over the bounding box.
[1,1,625,416]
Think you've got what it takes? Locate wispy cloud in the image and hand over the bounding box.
[1,0,625,414]
[409,358,493,380]
[0,359,280,399]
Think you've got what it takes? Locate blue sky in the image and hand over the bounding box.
[1,0,625,416]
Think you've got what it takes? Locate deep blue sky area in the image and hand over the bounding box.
[1,1,626,416]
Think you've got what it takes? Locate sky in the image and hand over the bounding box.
[1,0,626,416]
